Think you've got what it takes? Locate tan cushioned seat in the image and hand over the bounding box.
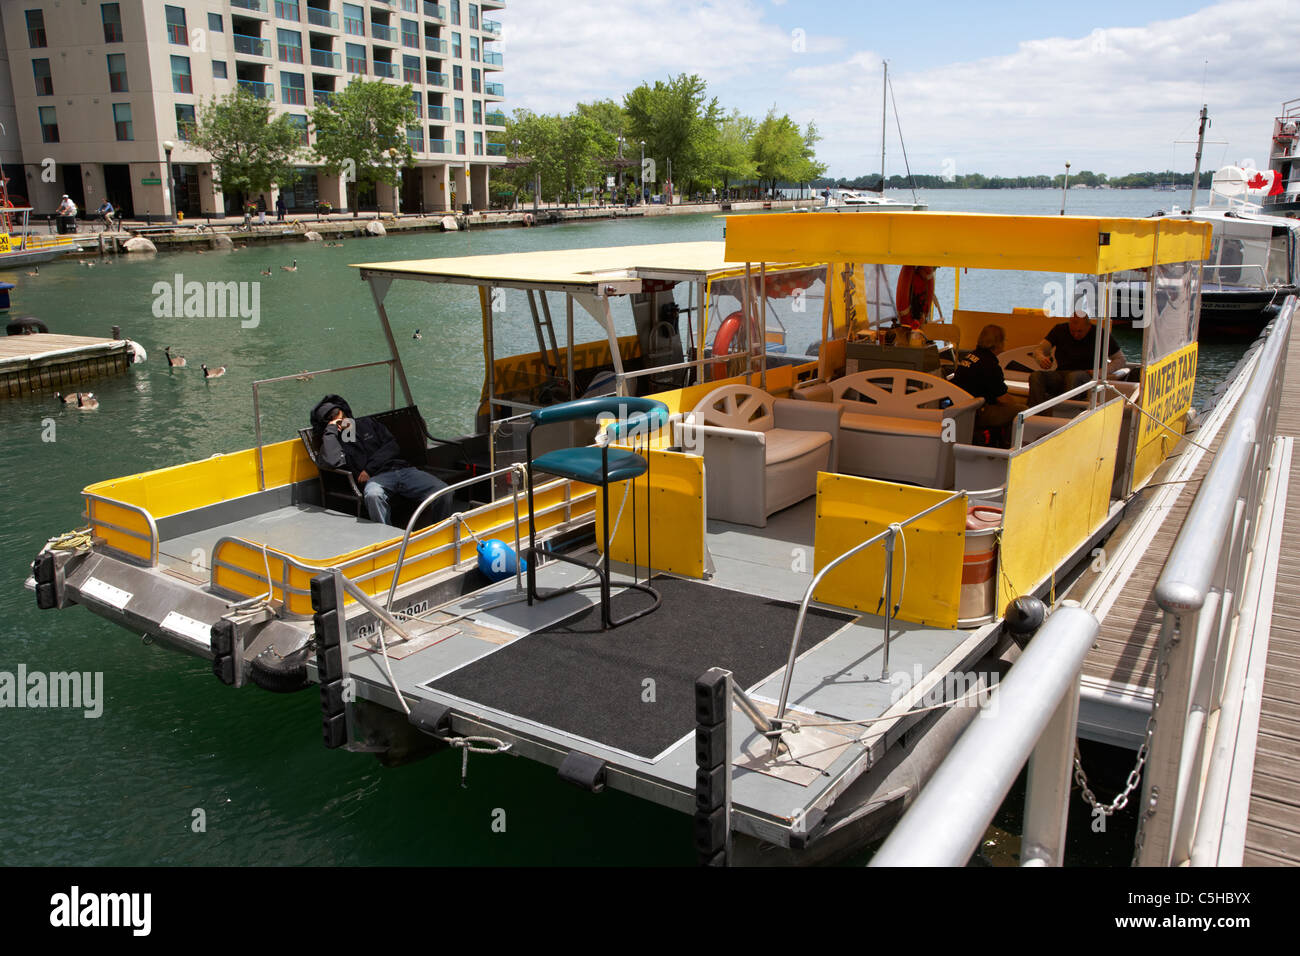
[765,427,831,465]
[840,411,941,438]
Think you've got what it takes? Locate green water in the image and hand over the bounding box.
[0,192,1245,865]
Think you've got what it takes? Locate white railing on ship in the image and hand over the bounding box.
[1139,295,1295,866]
[870,604,1101,866]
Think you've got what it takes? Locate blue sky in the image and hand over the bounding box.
[498,0,1297,179]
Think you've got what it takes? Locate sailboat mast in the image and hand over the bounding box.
[881,61,888,189]
[1190,104,1208,210]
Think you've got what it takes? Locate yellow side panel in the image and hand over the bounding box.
[953,309,1059,352]
[84,438,316,518]
[813,474,967,628]
[725,212,1212,274]
[596,449,706,578]
[1130,343,1197,493]
[86,498,153,562]
[998,400,1124,611]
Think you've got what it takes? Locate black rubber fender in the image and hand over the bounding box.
[247,645,313,693]
[7,316,49,335]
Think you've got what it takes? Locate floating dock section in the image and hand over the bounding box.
[0,333,131,398]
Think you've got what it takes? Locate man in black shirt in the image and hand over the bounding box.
[1027,310,1126,407]
[311,395,450,527]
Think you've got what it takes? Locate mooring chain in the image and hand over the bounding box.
[447,735,513,788]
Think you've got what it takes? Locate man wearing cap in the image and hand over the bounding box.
[309,395,450,527]
[56,194,78,233]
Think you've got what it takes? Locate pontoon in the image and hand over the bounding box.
[26,212,1212,863]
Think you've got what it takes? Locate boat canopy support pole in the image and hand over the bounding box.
[572,291,627,396]
[367,275,415,409]
[566,294,575,401]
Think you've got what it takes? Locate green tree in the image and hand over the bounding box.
[309,78,417,211]
[557,112,613,204]
[624,73,721,194]
[190,88,302,206]
[706,110,757,194]
[502,109,565,203]
[750,109,806,193]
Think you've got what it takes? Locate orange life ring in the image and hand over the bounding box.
[896,265,936,329]
[709,311,744,381]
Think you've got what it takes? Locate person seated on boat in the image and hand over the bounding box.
[1027,309,1126,407]
[310,396,451,528]
[952,324,1024,447]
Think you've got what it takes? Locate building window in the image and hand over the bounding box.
[407,127,423,152]
[26,10,47,48]
[470,36,479,61]
[343,4,364,36]
[171,55,192,94]
[403,55,420,84]
[38,106,58,143]
[472,100,481,124]
[451,32,461,57]
[32,58,53,96]
[176,104,197,141]
[473,131,482,156]
[345,43,367,74]
[450,2,460,26]
[165,6,188,46]
[208,13,223,33]
[402,0,418,12]
[113,103,133,141]
[453,65,462,91]
[287,114,309,146]
[101,3,124,43]
[281,71,306,105]
[455,129,465,154]
[410,89,423,117]
[470,4,478,29]
[107,53,129,93]
[401,19,419,48]
[213,60,228,79]
[278,29,303,63]
[471,68,480,93]
[454,98,464,123]
[275,0,300,19]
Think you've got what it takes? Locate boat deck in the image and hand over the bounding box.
[335,498,1000,845]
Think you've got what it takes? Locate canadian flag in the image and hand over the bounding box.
[1245,169,1284,196]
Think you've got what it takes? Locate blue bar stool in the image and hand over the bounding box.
[525,396,669,629]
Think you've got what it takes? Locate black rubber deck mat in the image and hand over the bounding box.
[426,576,853,759]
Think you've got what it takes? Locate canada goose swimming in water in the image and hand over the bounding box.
[75,393,99,410]
[281,260,298,272]
[261,266,272,276]
[413,329,422,340]
[55,391,95,407]
[201,364,226,379]
[165,346,187,368]
[80,260,95,268]
[25,267,38,277]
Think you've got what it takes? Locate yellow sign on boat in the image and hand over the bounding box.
[0,234,11,254]
[1131,342,1198,492]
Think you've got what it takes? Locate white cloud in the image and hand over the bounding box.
[497,0,1300,178]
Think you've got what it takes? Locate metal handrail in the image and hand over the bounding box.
[1137,296,1294,866]
[252,358,397,491]
[772,485,1004,731]
[870,605,1100,866]
[384,463,526,610]
[1010,379,1107,450]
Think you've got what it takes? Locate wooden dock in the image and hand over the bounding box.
[0,333,131,398]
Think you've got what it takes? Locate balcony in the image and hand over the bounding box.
[486,142,506,156]
[482,51,503,68]
[313,90,334,105]
[484,110,506,127]
[239,79,275,100]
[233,34,272,57]
[425,36,447,53]
[374,61,397,78]
[428,106,450,120]
[232,0,270,11]
[424,3,446,19]
[310,49,341,69]
[482,19,502,35]
[428,138,450,153]
[484,81,504,97]
[307,8,338,28]
[370,24,395,43]
[407,131,424,151]
[426,71,448,87]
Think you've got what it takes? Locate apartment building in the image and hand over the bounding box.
[0,0,506,218]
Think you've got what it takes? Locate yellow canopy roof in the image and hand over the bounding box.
[724,211,1213,274]
[352,240,763,291]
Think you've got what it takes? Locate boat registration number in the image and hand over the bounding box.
[356,600,429,640]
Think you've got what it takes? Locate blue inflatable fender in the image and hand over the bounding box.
[477,539,526,581]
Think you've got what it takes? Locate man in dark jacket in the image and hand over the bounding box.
[310,395,450,526]
[953,324,1023,447]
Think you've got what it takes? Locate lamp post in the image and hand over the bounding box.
[1060,161,1071,216]
[639,139,645,205]
[162,139,175,223]
[616,134,624,201]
